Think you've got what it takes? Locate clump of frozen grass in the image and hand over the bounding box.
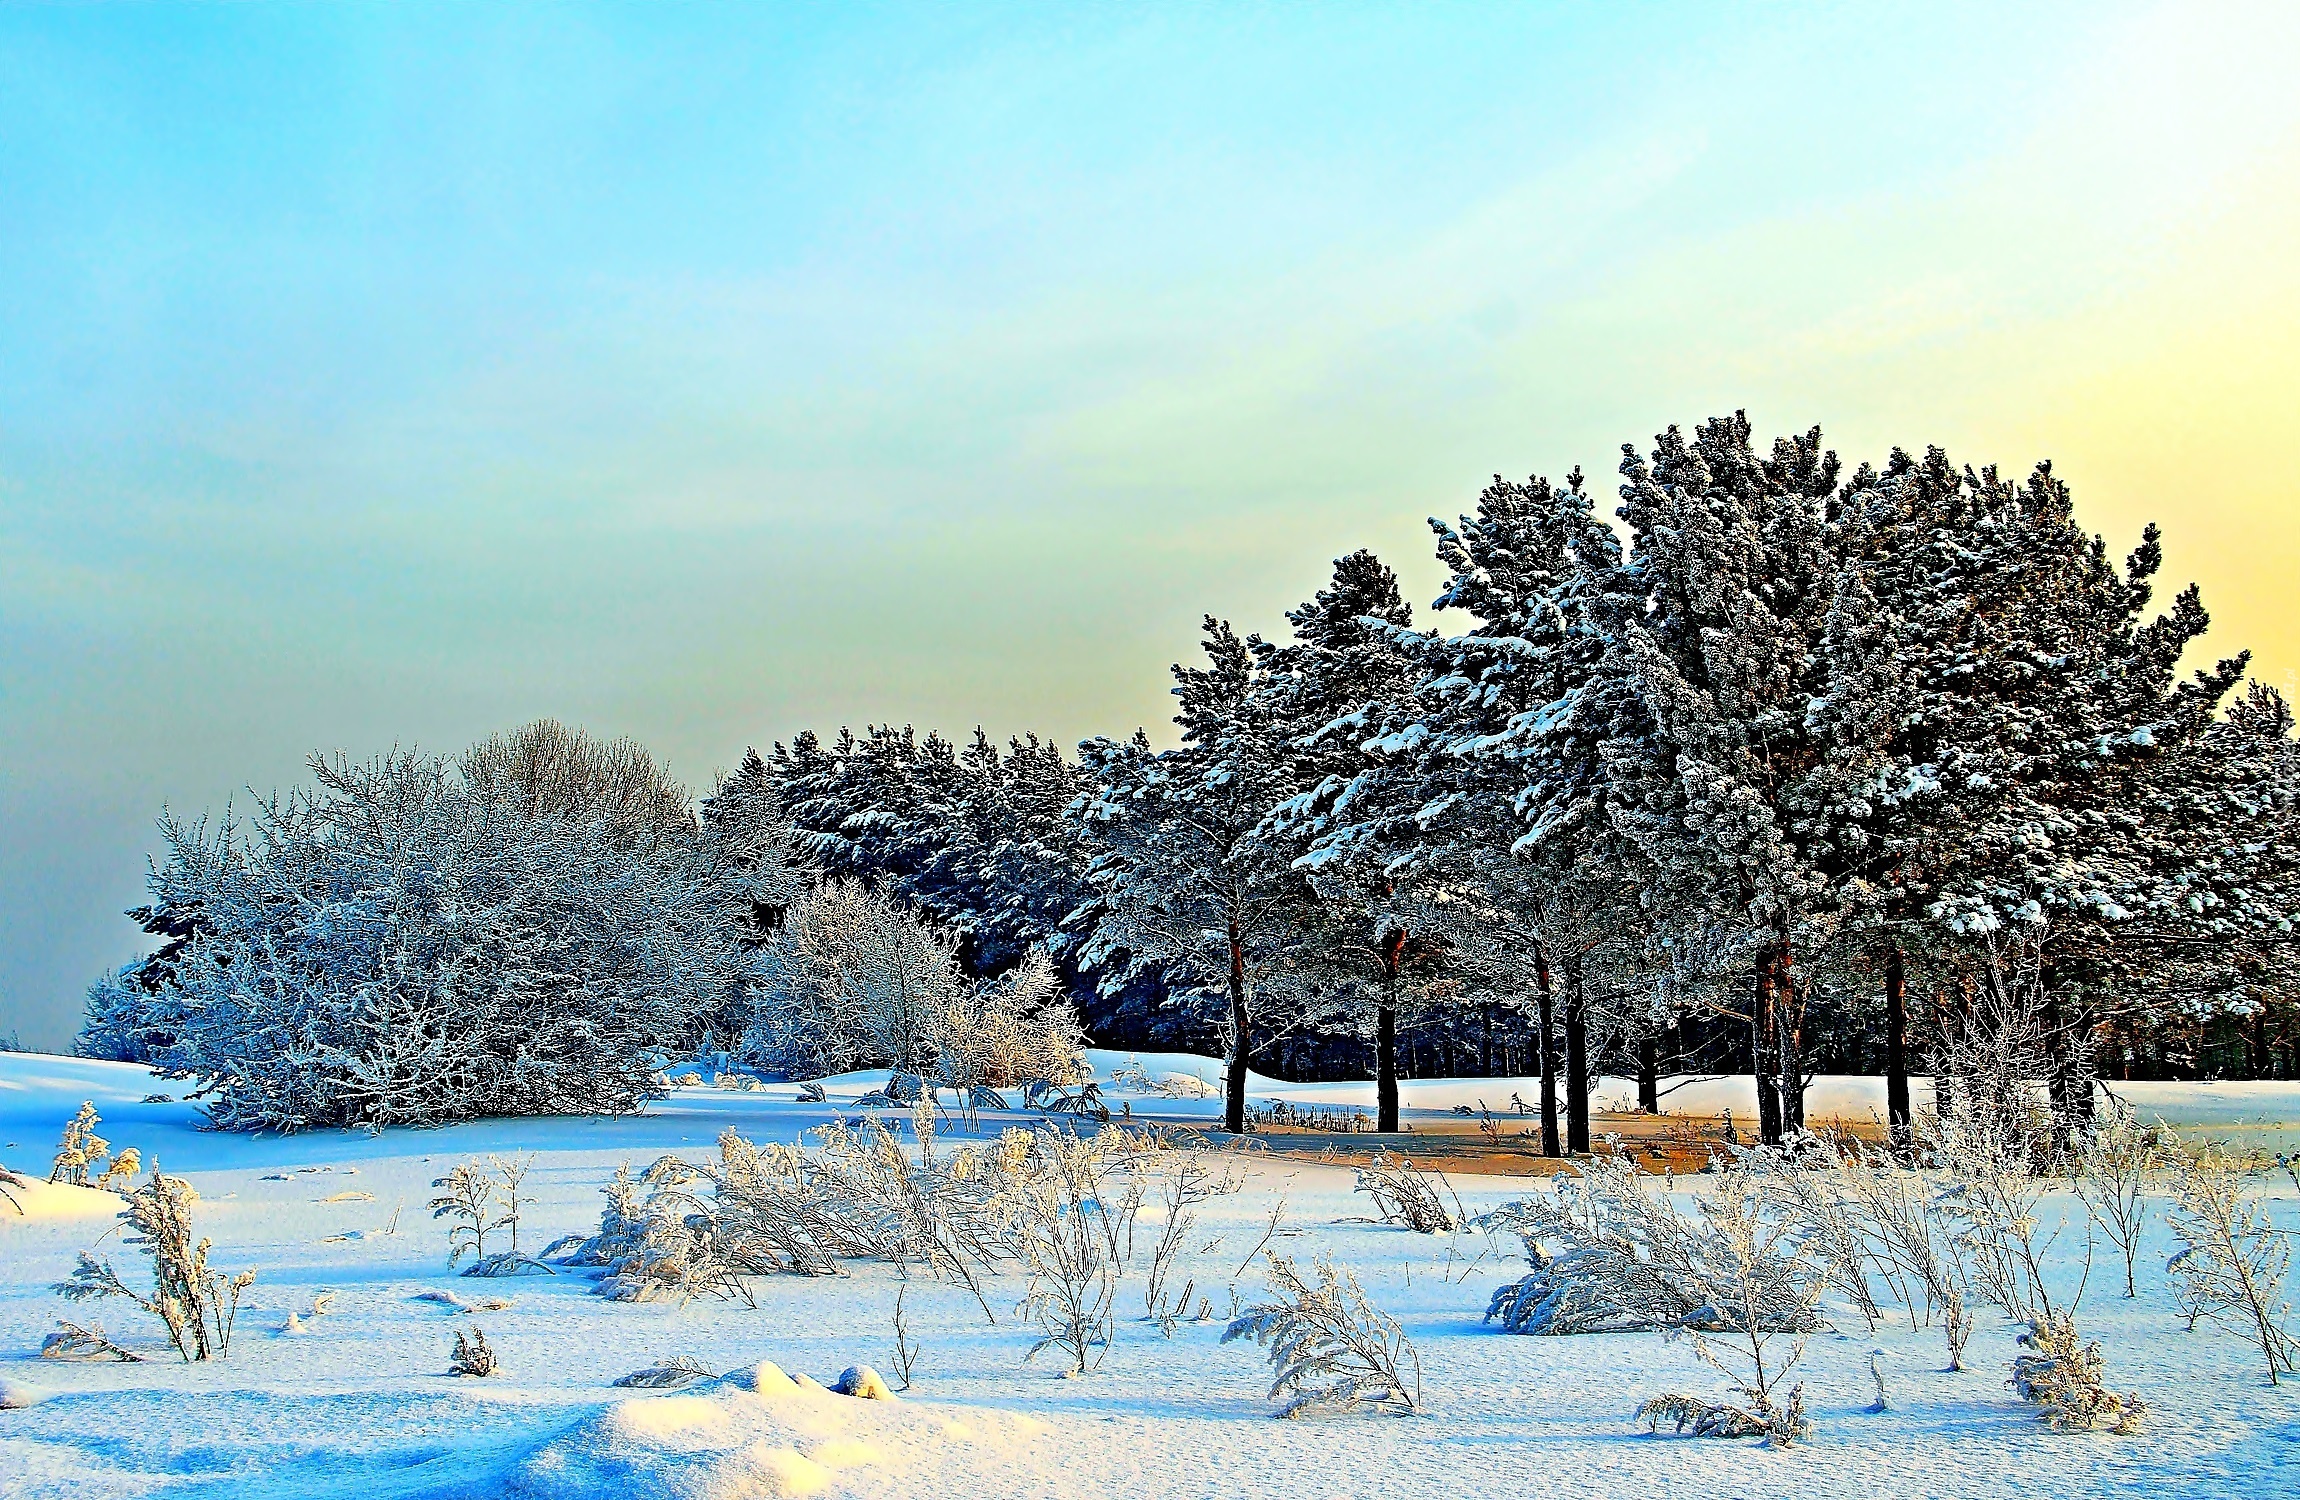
[2164,1136,2300,1383]
[55,1164,255,1362]
[414,1289,513,1313]
[1478,1152,1822,1339]
[1348,1152,1462,1234]
[449,1325,499,1377]
[559,1118,1163,1318]
[1636,1386,1809,1446]
[2009,1313,2147,1432]
[611,1355,716,1389]
[1223,1253,1421,1418]
[38,1322,142,1362]
[2070,1104,2169,1300]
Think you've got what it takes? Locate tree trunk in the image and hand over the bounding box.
[1375,998,1401,1134]
[1225,918,1250,1135]
[1753,946,1784,1147]
[1375,930,1404,1134]
[1534,940,1561,1159]
[2044,996,2096,1147]
[1564,957,1590,1156]
[1775,922,1806,1134]
[1885,944,1912,1155]
[1637,1035,1659,1114]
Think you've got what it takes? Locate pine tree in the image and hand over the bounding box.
[1073,620,1326,1133]
[1254,551,1442,1133]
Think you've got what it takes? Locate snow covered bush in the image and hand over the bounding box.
[1348,1151,1462,1234]
[1732,1138,1884,1331]
[38,1322,141,1362]
[1628,1167,1826,1447]
[449,1325,499,1377]
[736,881,1084,1092]
[1931,1079,2080,1325]
[2164,1137,2300,1383]
[1479,1152,1822,1338]
[2010,1313,2147,1432]
[926,948,1088,1094]
[2071,1103,2169,1299]
[1007,1125,1131,1374]
[738,880,960,1078]
[55,1165,255,1362]
[1143,1156,1243,1325]
[1223,1253,1421,1417]
[611,1355,716,1389]
[1636,1387,1808,1446]
[79,726,760,1130]
[1815,1136,1959,1322]
[557,1117,1159,1326]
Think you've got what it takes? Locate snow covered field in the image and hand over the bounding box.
[3,1050,2297,1499]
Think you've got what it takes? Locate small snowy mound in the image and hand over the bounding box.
[831,1366,893,1401]
[0,1377,53,1409]
[465,1361,1042,1500]
[0,1167,124,1222]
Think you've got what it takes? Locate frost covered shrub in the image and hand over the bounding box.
[738,881,960,1079]
[612,1355,716,1389]
[2010,1313,2147,1433]
[449,1325,499,1377]
[1806,1134,1963,1331]
[48,1102,110,1187]
[926,949,1088,1093]
[78,730,758,1131]
[1007,1125,1134,1374]
[55,1166,255,1362]
[1733,1138,1883,1331]
[1637,1387,1808,1446]
[735,882,1084,1092]
[559,1117,1159,1322]
[1348,1152,1461,1234]
[38,1322,141,1362]
[2165,1137,2300,1383]
[1223,1253,1421,1417]
[430,1156,552,1276]
[2071,1104,2169,1300]
[1629,1168,1826,1448]
[1479,1153,1821,1338]
[1931,1081,2078,1325]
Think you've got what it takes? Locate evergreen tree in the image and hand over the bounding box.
[1255,551,1440,1133]
[1073,620,1325,1132]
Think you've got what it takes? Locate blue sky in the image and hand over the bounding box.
[5,2,2298,1047]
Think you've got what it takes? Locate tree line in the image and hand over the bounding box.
[82,415,2300,1144]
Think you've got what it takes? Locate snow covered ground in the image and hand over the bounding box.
[3,1049,2297,1499]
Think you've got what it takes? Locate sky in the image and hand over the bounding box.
[4,1,2298,1050]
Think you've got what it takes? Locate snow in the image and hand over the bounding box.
[0,1171,126,1224]
[3,1049,2298,1498]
